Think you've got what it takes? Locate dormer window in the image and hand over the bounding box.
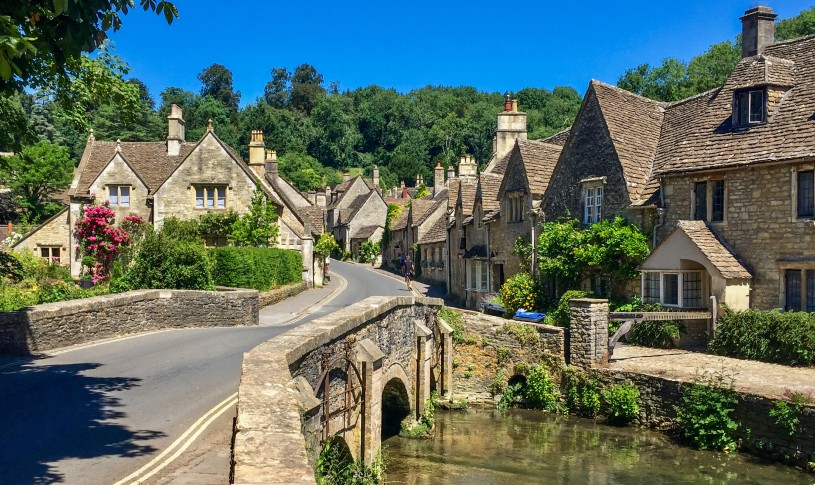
[734,89,766,126]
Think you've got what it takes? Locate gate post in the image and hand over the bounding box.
[568,299,609,370]
[414,320,432,420]
[438,318,454,399]
[355,339,384,467]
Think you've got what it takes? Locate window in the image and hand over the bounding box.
[39,247,61,264]
[507,194,524,223]
[583,186,603,224]
[734,89,766,126]
[642,271,707,308]
[784,269,815,312]
[194,185,227,209]
[693,181,707,221]
[797,170,814,219]
[109,185,130,207]
[466,261,488,292]
[691,179,726,222]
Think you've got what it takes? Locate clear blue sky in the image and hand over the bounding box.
[108,1,815,105]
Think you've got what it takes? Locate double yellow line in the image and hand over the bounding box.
[113,392,238,484]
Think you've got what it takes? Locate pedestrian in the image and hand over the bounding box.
[399,252,406,276]
[404,255,414,291]
[325,255,330,275]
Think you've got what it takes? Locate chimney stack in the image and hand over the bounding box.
[249,130,265,164]
[741,6,777,58]
[343,172,350,183]
[447,164,455,181]
[372,165,380,190]
[264,149,278,178]
[434,162,445,196]
[495,96,527,161]
[166,104,186,156]
[416,173,424,187]
[316,188,327,207]
[307,190,316,205]
[458,154,478,178]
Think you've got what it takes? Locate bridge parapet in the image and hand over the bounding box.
[232,296,444,485]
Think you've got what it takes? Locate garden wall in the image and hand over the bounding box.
[258,282,306,308]
[0,288,258,354]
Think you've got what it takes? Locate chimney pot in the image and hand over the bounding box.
[511,98,519,112]
[741,6,777,57]
[504,94,512,111]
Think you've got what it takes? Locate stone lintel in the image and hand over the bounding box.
[414,320,432,338]
[355,338,385,364]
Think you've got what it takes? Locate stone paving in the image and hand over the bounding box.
[611,344,815,400]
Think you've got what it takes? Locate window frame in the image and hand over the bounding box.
[733,88,767,127]
[193,184,228,210]
[641,270,708,309]
[690,177,726,224]
[39,246,62,264]
[108,185,131,207]
[782,268,815,312]
[466,260,489,292]
[794,169,814,220]
[582,185,603,225]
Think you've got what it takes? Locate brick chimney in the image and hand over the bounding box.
[247,130,266,179]
[495,97,527,162]
[458,154,477,178]
[166,104,185,156]
[372,165,380,190]
[434,162,445,196]
[264,149,278,178]
[741,6,777,58]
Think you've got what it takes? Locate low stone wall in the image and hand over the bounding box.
[232,296,443,485]
[596,368,815,470]
[258,282,306,308]
[0,288,258,355]
[452,310,565,403]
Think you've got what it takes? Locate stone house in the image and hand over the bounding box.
[324,168,387,256]
[387,198,439,268]
[15,106,322,285]
[642,6,815,312]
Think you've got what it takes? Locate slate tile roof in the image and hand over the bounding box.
[456,179,478,217]
[517,140,562,197]
[541,128,571,146]
[419,215,447,244]
[409,199,438,226]
[73,140,196,196]
[391,206,410,230]
[655,35,815,175]
[590,80,666,205]
[477,173,502,214]
[352,225,381,240]
[675,220,752,279]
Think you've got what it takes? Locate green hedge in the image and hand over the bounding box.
[209,247,302,291]
[709,308,815,366]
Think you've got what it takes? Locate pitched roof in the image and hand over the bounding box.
[490,151,511,176]
[476,173,502,214]
[541,128,571,146]
[352,225,381,240]
[517,140,562,197]
[391,205,410,231]
[409,199,438,226]
[674,220,752,279]
[655,36,815,175]
[418,215,447,244]
[73,140,196,196]
[591,80,665,204]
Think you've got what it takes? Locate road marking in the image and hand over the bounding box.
[113,392,238,485]
[278,271,348,327]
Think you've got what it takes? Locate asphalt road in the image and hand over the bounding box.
[0,261,408,484]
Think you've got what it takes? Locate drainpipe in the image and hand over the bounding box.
[486,222,491,293]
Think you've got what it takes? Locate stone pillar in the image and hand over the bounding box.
[568,298,609,370]
[355,339,384,467]
[414,320,432,420]
[438,318,454,398]
[301,230,314,288]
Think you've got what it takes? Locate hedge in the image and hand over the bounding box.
[209,247,302,291]
[709,308,815,366]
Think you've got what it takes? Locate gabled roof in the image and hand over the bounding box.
[590,80,665,204]
[351,225,382,240]
[516,140,562,197]
[409,199,438,226]
[455,178,478,217]
[12,207,68,248]
[391,205,410,231]
[476,173,502,214]
[72,140,196,196]
[541,128,571,146]
[418,216,447,244]
[655,35,815,175]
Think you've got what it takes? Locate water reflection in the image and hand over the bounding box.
[382,409,812,485]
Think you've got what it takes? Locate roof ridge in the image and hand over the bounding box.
[590,79,668,109]
[664,87,719,108]
[766,33,815,49]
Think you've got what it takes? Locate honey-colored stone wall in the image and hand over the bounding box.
[14,209,70,265]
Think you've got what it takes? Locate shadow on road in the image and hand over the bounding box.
[0,358,164,483]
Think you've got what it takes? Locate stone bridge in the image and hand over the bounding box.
[231,296,450,484]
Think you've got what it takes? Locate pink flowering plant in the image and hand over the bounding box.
[74,202,144,284]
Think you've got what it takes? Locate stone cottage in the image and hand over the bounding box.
[324,168,387,257]
[15,106,322,285]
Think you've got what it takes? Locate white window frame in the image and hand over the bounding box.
[109,185,130,207]
[194,185,227,209]
[39,246,62,264]
[641,270,707,308]
[582,184,603,225]
[466,260,489,292]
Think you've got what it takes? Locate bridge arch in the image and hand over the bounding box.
[381,373,411,439]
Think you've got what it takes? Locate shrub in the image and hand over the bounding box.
[209,247,301,291]
[499,272,542,315]
[525,364,562,412]
[124,229,214,290]
[709,308,815,366]
[0,283,38,311]
[549,290,591,327]
[439,306,468,344]
[601,383,640,425]
[562,367,601,418]
[627,320,683,349]
[769,391,809,437]
[675,370,739,452]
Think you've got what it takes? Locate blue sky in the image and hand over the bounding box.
[108,1,815,105]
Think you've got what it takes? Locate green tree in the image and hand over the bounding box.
[279,152,328,192]
[198,63,240,114]
[775,6,815,41]
[290,63,325,115]
[229,186,279,247]
[0,141,72,222]
[264,67,290,108]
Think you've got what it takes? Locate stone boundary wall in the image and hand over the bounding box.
[0,288,258,355]
[452,309,566,403]
[596,368,815,469]
[232,296,443,485]
[258,282,306,308]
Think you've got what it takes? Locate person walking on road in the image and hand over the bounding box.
[404,255,414,291]
[399,252,406,276]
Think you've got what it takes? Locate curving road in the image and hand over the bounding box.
[0,261,408,484]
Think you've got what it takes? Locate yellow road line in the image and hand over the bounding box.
[113,392,238,485]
